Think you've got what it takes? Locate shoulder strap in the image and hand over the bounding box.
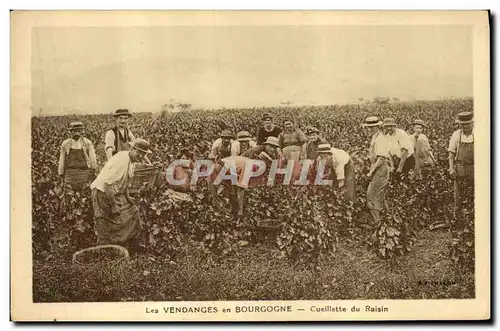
[455,130,462,161]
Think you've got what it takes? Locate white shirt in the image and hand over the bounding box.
[331,148,351,180]
[448,129,474,154]
[234,140,257,155]
[90,151,135,194]
[105,128,136,152]
[384,128,414,158]
[208,138,239,159]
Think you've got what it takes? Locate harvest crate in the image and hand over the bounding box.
[129,164,162,194]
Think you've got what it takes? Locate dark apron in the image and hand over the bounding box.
[64,148,91,189]
[454,134,474,212]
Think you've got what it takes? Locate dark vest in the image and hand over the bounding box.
[111,126,132,155]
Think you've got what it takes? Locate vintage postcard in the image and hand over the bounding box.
[11,10,490,321]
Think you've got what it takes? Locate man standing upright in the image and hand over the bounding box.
[58,121,97,190]
[105,109,137,161]
[90,138,153,251]
[448,112,474,215]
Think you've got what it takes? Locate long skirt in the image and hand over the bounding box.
[91,188,142,245]
[366,161,390,224]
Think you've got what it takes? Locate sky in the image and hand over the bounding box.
[31,25,473,115]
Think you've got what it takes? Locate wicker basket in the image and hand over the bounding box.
[72,244,129,266]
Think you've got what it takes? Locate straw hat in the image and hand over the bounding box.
[412,119,426,127]
[362,116,383,127]
[113,109,132,117]
[263,136,280,148]
[455,112,473,124]
[382,117,397,127]
[236,131,252,142]
[129,138,152,154]
[220,130,234,139]
[69,121,84,130]
[317,143,333,154]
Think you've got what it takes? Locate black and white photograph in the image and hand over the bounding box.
[11,10,490,321]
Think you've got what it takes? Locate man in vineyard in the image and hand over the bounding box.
[303,126,328,159]
[365,123,393,227]
[409,119,436,180]
[316,143,357,203]
[362,116,383,166]
[208,130,239,161]
[58,121,98,190]
[382,117,415,181]
[242,136,281,161]
[235,130,257,156]
[90,138,153,252]
[105,109,151,166]
[448,111,474,216]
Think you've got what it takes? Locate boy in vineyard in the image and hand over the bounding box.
[58,121,98,190]
[409,119,436,180]
[448,111,474,216]
[90,138,152,252]
[256,113,282,146]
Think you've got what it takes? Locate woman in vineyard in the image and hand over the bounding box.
[278,119,307,161]
[90,138,153,251]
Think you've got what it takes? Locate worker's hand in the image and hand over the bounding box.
[338,179,345,188]
[448,167,456,179]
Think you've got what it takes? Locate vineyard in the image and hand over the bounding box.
[32,99,475,302]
